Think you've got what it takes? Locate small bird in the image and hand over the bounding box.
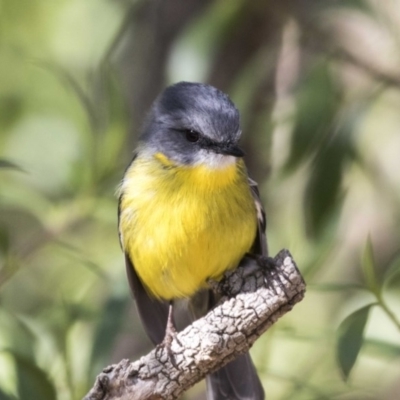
[118,82,267,399]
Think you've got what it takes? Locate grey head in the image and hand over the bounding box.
[140,82,244,167]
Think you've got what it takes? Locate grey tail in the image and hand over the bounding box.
[206,352,265,400]
[125,254,265,400]
[189,291,265,400]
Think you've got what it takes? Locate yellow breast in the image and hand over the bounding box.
[118,153,257,300]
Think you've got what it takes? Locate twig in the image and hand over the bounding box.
[84,249,306,400]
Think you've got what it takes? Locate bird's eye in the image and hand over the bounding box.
[185,129,200,143]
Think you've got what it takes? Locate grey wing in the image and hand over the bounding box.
[118,153,169,345]
[248,177,268,257]
[124,254,169,345]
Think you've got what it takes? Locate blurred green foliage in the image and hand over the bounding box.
[1,0,400,399]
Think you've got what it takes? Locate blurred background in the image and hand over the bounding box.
[1,0,400,399]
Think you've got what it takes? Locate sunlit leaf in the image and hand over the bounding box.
[337,304,374,380]
[361,236,380,295]
[12,353,56,400]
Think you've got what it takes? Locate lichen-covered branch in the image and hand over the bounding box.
[84,250,306,400]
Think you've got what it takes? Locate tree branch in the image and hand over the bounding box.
[84,249,306,400]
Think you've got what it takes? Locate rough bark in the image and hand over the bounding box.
[84,249,306,400]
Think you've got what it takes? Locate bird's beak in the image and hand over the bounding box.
[220,144,245,158]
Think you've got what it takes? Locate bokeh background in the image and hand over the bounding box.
[1,0,400,399]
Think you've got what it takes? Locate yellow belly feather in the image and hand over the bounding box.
[119,153,257,299]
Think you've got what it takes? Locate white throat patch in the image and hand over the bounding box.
[194,150,236,169]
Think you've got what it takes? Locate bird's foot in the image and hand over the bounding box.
[246,253,276,270]
[156,304,181,369]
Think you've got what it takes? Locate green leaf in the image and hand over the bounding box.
[0,159,24,172]
[365,338,400,359]
[12,353,57,400]
[361,236,380,295]
[89,295,128,380]
[303,130,348,237]
[383,254,400,288]
[92,66,128,183]
[36,61,97,132]
[55,240,109,280]
[325,0,375,15]
[0,227,10,254]
[337,304,374,380]
[285,61,339,171]
[309,283,365,292]
[0,388,16,400]
[0,95,24,131]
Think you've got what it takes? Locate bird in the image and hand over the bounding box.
[118,81,267,399]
